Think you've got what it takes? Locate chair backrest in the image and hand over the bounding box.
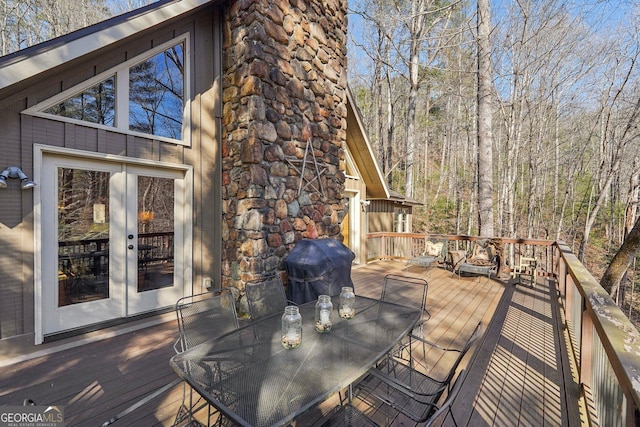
[380,274,429,317]
[424,238,448,261]
[470,242,492,262]
[443,322,482,386]
[245,276,288,321]
[424,369,467,427]
[175,289,239,353]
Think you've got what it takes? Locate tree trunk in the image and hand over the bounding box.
[601,216,640,297]
[625,157,640,236]
[404,0,423,199]
[385,69,394,186]
[477,0,494,237]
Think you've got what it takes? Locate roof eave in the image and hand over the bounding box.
[0,0,217,91]
[345,85,391,200]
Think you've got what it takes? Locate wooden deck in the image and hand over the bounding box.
[0,260,583,426]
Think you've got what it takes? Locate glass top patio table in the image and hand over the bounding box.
[169,294,421,427]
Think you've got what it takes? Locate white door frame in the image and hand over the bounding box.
[126,164,188,315]
[345,190,362,264]
[33,145,193,344]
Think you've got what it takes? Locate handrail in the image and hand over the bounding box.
[556,241,640,426]
[366,232,640,426]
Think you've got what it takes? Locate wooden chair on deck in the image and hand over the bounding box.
[513,256,537,287]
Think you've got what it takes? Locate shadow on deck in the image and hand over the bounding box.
[0,260,583,426]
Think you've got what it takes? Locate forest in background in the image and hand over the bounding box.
[347,0,640,283]
[2,0,639,284]
[0,0,152,56]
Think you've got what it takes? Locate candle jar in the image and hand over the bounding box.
[281,305,302,349]
[339,287,355,319]
[315,295,333,333]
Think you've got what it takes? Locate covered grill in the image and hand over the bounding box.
[285,239,355,304]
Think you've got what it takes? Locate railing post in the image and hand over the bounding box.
[381,234,386,259]
[558,253,566,301]
[580,308,593,392]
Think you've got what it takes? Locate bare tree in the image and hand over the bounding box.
[578,41,640,261]
[476,0,493,237]
[602,215,640,297]
[0,0,113,55]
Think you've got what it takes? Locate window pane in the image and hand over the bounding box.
[129,43,184,139]
[57,168,110,306]
[44,77,115,126]
[137,175,174,292]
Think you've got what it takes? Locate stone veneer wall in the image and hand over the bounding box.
[221,0,348,295]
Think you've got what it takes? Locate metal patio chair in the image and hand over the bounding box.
[405,238,448,276]
[423,369,467,427]
[338,274,432,409]
[173,290,240,426]
[103,290,239,427]
[355,322,481,425]
[448,240,500,279]
[380,274,430,336]
[245,276,292,321]
[320,403,380,427]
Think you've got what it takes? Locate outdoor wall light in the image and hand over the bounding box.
[0,167,36,189]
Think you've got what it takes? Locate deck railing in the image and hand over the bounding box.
[366,232,640,426]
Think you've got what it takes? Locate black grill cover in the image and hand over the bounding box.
[285,239,355,304]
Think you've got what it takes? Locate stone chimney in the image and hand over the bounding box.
[221,0,348,292]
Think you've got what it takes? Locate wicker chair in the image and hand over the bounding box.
[448,240,500,279]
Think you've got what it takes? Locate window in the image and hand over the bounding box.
[25,37,189,145]
[393,206,410,233]
[344,150,359,179]
[44,77,115,126]
[129,44,184,139]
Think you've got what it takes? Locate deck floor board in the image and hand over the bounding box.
[0,260,582,426]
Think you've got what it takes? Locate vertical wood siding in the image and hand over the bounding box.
[0,5,223,340]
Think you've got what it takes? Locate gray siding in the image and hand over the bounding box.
[0,5,223,339]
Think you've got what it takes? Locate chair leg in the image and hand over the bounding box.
[173,383,210,427]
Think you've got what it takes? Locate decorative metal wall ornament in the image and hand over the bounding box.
[284,138,327,198]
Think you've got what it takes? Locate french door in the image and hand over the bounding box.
[39,155,190,337]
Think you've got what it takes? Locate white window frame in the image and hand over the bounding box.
[344,149,360,180]
[23,35,191,147]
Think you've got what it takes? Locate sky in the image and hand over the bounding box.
[346,0,637,84]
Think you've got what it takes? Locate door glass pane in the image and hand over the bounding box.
[137,176,175,292]
[57,168,110,307]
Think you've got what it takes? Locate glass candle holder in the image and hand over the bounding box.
[315,295,333,333]
[281,305,302,349]
[339,287,355,319]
